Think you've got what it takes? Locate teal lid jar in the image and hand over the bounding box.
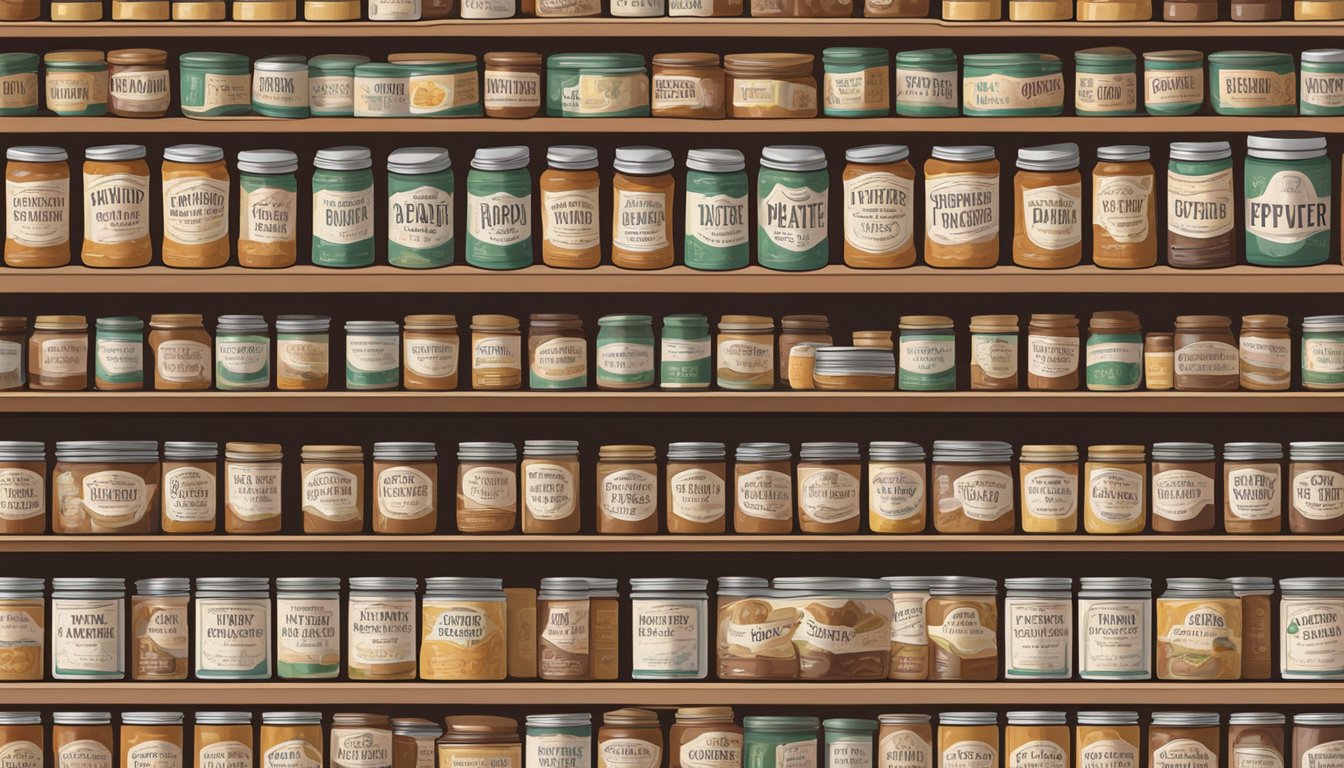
[345,320,400,390]
[311,146,375,268]
[757,145,829,272]
[251,56,309,119]
[1244,135,1331,267]
[466,146,533,270]
[1074,47,1137,116]
[660,314,711,390]
[1300,49,1344,116]
[546,53,649,117]
[0,53,40,116]
[898,315,955,391]
[387,147,454,269]
[962,53,1063,117]
[43,53,108,117]
[745,716,819,768]
[895,48,957,117]
[823,719,878,768]
[1209,51,1296,115]
[822,47,890,118]
[596,314,655,390]
[215,314,271,391]
[684,148,749,271]
[1141,50,1203,116]
[94,316,144,390]
[405,57,482,117]
[1302,316,1344,390]
[308,54,369,117]
[180,52,250,118]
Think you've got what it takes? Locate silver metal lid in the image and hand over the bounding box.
[845,144,909,165]
[1007,712,1067,726]
[276,315,331,333]
[0,713,41,725]
[931,145,994,163]
[736,442,791,461]
[928,576,997,596]
[761,145,826,172]
[87,144,146,162]
[6,146,67,163]
[1247,134,1328,161]
[348,577,417,591]
[388,147,451,175]
[668,442,726,460]
[164,144,224,164]
[123,712,184,725]
[373,442,437,461]
[869,442,925,461]
[1303,315,1344,333]
[276,577,341,592]
[1004,577,1072,593]
[1302,49,1344,63]
[1163,577,1231,596]
[630,577,707,592]
[238,149,298,175]
[1229,712,1285,725]
[314,146,372,171]
[687,148,745,173]
[1295,713,1344,726]
[163,441,218,460]
[932,440,1014,463]
[216,314,268,332]
[472,146,529,171]
[583,578,618,597]
[196,576,269,592]
[1097,145,1149,162]
[53,712,112,725]
[527,714,592,727]
[717,576,768,590]
[1016,143,1079,172]
[1151,442,1214,461]
[1079,576,1151,592]
[345,320,399,334]
[877,714,931,725]
[1223,442,1282,461]
[196,712,253,725]
[938,712,998,726]
[813,347,896,375]
[458,442,517,461]
[881,576,936,592]
[1076,712,1139,725]
[424,576,505,593]
[56,441,159,461]
[52,577,125,592]
[523,440,579,457]
[614,146,674,175]
[135,577,190,594]
[1280,577,1344,594]
[538,577,591,595]
[255,55,307,71]
[0,441,45,461]
[1290,441,1344,461]
[546,145,598,170]
[799,441,861,461]
[773,577,890,593]
[1151,712,1219,727]
[393,719,444,737]
[1226,576,1274,594]
[263,712,324,725]
[0,577,44,596]
[1169,141,1231,162]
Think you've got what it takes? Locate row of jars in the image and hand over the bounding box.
[4,573,1342,682]
[7,138,1334,273]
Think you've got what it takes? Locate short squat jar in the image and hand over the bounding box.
[931,440,1015,534]
[1150,442,1216,534]
[1223,442,1283,534]
[796,442,862,534]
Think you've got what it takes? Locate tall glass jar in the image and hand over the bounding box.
[347,578,418,681]
[130,577,189,680]
[1013,143,1083,269]
[1167,141,1236,269]
[842,144,915,269]
[466,146,533,270]
[661,315,712,390]
[0,444,46,534]
[1003,578,1073,679]
[1077,576,1152,679]
[758,145,829,271]
[1084,445,1147,534]
[1019,445,1078,533]
[94,316,144,391]
[161,143,230,268]
[868,442,926,533]
[161,441,218,533]
[923,146,999,268]
[237,149,298,269]
[193,576,272,680]
[666,442,727,534]
[926,578,998,681]
[274,577,340,680]
[539,145,601,269]
[931,441,1015,534]
[5,146,71,268]
[224,442,283,534]
[597,445,659,533]
[612,147,675,270]
[527,314,586,391]
[629,578,709,679]
[312,146,375,268]
[684,149,750,271]
[1223,442,1282,534]
[1092,145,1156,268]
[387,147,454,269]
[300,445,364,534]
[82,144,151,268]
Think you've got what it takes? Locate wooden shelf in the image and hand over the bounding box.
[5,535,1343,552]
[6,18,1338,37]
[2,391,1341,414]
[6,682,1342,706]
[5,265,1344,294]
[0,116,1330,134]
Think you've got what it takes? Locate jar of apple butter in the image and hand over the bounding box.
[926,576,998,681]
[1150,713,1219,768]
[1026,314,1080,391]
[1150,442,1216,533]
[1013,143,1082,269]
[1223,443,1282,534]
[931,441,1014,534]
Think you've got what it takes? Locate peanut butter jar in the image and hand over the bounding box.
[373,442,438,534]
[1026,314,1079,391]
[924,146,1000,268]
[652,53,726,119]
[931,441,1015,534]
[734,443,793,533]
[877,715,932,768]
[483,53,542,119]
[926,578,998,681]
[868,442,926,533]
[842,145,915,268]
[1005,712,1068,768]
[5,146,71,268]
[538,577,591,680]
[666,442,727,533]
[0,443,46,534]
[522,440,580,534]
[300,445,364,534]
[797,442,861,533]
[121,711,184,768]
[53,441,159,534]
[457,442,518,534]
[1222,443,1282,534]
[224,442,283,534]
[598,445,659,534]
[1013,143,1082,269]
[1019,445,1078,533]
[882,576,931,680]
[161,442,218,533]
[0,580,44,680]
[937,713,998,768]
[724,54,818,119]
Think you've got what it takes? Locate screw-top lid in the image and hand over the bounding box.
[845,144,909,165]
[255,55,307,71]
[868,442,925,461]
[388,147,451,175]
[614,146,673,175]
[1007,712,1067,726]
[1302,49,1344,64]
[932,440,1014,463]
[938,712,998,726]
[86,144,146,162]
[7,146,68,163]
[373,442,436,461]
[1017,143,1079,172]
[526,713,591,728]
[800,441,861,461]
[1247,134,1328,161]
[315,146,372,171]
[1004,577,1073,593]
[546,145,598,170]
[264,712,324,725]
[1151,712,1219,727]
[931,145,994,163]
[1295,714,1344,726]
[1098,145,1150,162]
[217,314,268,333]
[275,315,330,333]
[472,146,529,171]
[523,440,579,457]
[761,145,826,172]
[1289,442,1344,461]
[275,577,341,592]
[928,576,997,596]
[736,442,791,461]
[348,576,418,591]
[238,149,298,175]
[1019,444,1078,463]
[667,442,726,461]
[1077,712,1139,725]
[123,712,185,725]
[1151,442,1215,462]
[687,148,745,173]
[95,316,143,331]
[196,712,253,725]
[0,713,41,725]
[344,320,398,334]
[1223,442,1282,461]
[0,442,44,462]
[877,713,932,725]
[53,713,112,725]
[458,442,517,461]
[134,577,190,595]
[1169,141,1231,162]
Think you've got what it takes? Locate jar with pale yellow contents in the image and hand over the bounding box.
[261,712,324,768]
[438,717,521,768]
[1076,712,1140,768]
[725,54,818,118]
[419,577,508,681]
[868,442,926,534]
[0,578,44,681]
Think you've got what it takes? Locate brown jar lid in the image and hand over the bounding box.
[899,315,953,330]
[45,49,105,64]
[484,51,543,69]
[471,314,520,332]
[226,441,283,457]
[34,314,87,330]
[969,314,1019,331]
[674,707,735,722]
[1241,313,1289,330]
[301,444,363,461]
[1020,444,1079,463]
[1088,444,1145,461]
[0,317,28,333]
[723,52,814,78]
[441,715,519,744]
[1146,332,1173,350]
[150,313,205,329]
[599,444,657,461]
[653,52,721,69]
[1028,313,1078,330]
[1088,310,1140,332]
[529,313,583,330]
[603,708,660,726]
[1174,314,1232,330]
[108,48,167,66]
[333,713,391,727]
[388,52,475,64]
[719,314,773,332]
[404,314,458,331]
[781,314,829,331]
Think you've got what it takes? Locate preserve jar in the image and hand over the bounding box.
[717,315,775,390]
[1019,445,1078,533]
[1227,576,1273,680]
[1280,578,1344,679]
[215,315,271,391]
[347,580,417,681]
[224,442,283,533]
[524,715,591,768]
[1150,713,1219,768]
[1086,311,1142,391]
[1174,315,1238,391]
[160,144,229,269]
[1303,316,1344,391]
[666,442,727,533]
[386,147,454,270]
[148,314,211,391]
[1288,442,1344,532]
[0,444,46,534]
[969,314,1018,391]
[332,715,393,768]
[0,318,24,391]
[924,146,999,267]
[1075,47,1136,115]
[521,440,580,534]
[1003,580,1072,678]
[0,53,38,115]
[457,442,518,533]
[436,717,517,768]
[539,146,601,269]
[868,442,926,533]
[758,145,829,271]
[30,315,88,391]
[882,576,932,679]
[598,710,663,768]
[734,443,793,534]
[372,442,437,534]
[538,578,592,680]
[130,578,189,680]
[1223,443,1282,534]
[825,720,877,768]
[52,443,158,535]
[44,52,108,116]
[894,49,957,116]
[1167,141,1236,269]
[237,149,299,269]
[344,321,399,391]
[1151,442,1216,533]
[796,443,861,533]
[1084,445,1146,534]
[276,316,329,390]
[54,712,114,766]
[745,719,820,768]
[262,712,324,768]
[543,54,647,115]
[1005,713,1068,768]
[1244,135,1332,267]
[194,577,272,680]
[876,715,931,768]
[1143,50,1204,116]
[1026,314,1079,390]
[312,147,375,268]
[1156,578,1242,680]
[724,54,818,118]
[107,49,170,118]
[471,314,523,391]
[51,579,126,678]
[179,52,249,117]
[1145,333,1174,390]
[161,441,218,533]
[842,145,916,269]
[1165,0,1216,18]
[252,57,309,119]
[962,54,1063,116]
[300,445,364,534]
[94,316,143,391]
[274,577,340,679]
[465,146,533,270]
[1092,145,1157,268]
[0,711,43,768]
[527,314,586,390]
[597,445,658,534]
[586,578,620,678]
[714,577,787,679]
[651,53,725,119]
[898,316,955,391]
[770,577,892,679]
[194,712,253,768]
[671,708,742,768]
[1238,314,1290,391]
[483,52,542,118]
[596,315,655,390]
[1300,49,1344,115]
[82,144,151,268]
[612,147,675,270]
[931,440,1014,533]
[420,578,507,681]
[308,54,368,117]
[822,47,890,117]
[629,579,709,679]
[1077,577,1152,679]
[4,146,70,268]
[403,315,459,391]
[683,149,749,272]
[1013,143,1082,269]
[926,578,998,680]
[1209,52,1296,115]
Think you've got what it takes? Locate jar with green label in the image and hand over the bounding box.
[821,47,890,118]
[744,717,819,768]
[1303,316,1344,390]
[387,147,454,269]
[1300,49,1344,116]
[895,48,957,117]
[95,316,144,391]
[312,146,375,268]
[824,719,877,768]
[43,52,108,117]
[251,56,309,119]
[962,53,1064,117]
[684,149,749,271]
[0,53,40,116]
[346,320,401,390]
[758,145,829,272]
[215,314,271,391]
[1244,135,1331,267]
[1209,51,1296,116]
[898,315,955,391]
[466,146,533,270]
[1142,50,1203,116]
[545,53,650,117]
[660,314,711,390]
[1074,47,1137,116]
[237,149,298,269]
[308,54,368,117]
[1086,311,1142,391]
[179,52,250,118]
[596,314,655,390]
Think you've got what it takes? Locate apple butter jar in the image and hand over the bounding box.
[1167,142,1236,269]
[1150,713,1220,768]
[734,443,793,534]
[1223,443,1282,534]
[1150,442,1216,533]
[1174,315,1238,392]
[1288,442,1344,533]
[1012,143,1082,269]
[1292,714,1344,768]
[1026,314,1079,391]
[932,441,1015,534]
[1228,713,1284,768]
[926,578,998,681]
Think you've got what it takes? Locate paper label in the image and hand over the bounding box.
[1093,174,1153,243]
[613,189,669,252]
[0,468,43,521]
[278,339,327,376]
[718,338,772,375]
[6,177,69,247]
[1079,598,1148,675]
[461,466,515,507]
[330,730,392,768]
[405,337,458,378]
[484,71,540,109]
[574,72,648,115]
[375,466,433,520]
[46,71,106,112]
[896,67,956,108]
[1246,170,1330,244]
[472,336,521,371]
[196,598,270,672]
[1152,740,1215,768]
[156,340,210,384]
[798,467,860,523]
[1145,70,1202,106]
[824,66,889,110]
[941,741,995,768]
[524,462,576,521]
[963,73,1064,112]
[346,335,397,375]
[242,186,296,244]
[1075,71,1135,112]
[844,172,913,254]
[1303,71,1344,108]
[53,599,122,674]
[1023,467,1077,519]
[96,339,141,376]
[879,730,931,768]
[81,470,147,525]
[310,75,353,112]
[1217,69,1295,109]
[202,73,249,111]
[1009,741,1066,768]
[669,468,725,524]
[680,733,742,768]
[1079,739,1136,768]
[631,600,701,673]
[1027,335,1079,378]
[125,742,181,768]
[302,468,359,522]
[57,741,112,768]
[597,342,653,378]
[348,597,416,667]
[599,738,661,768]
[1293,470,1344,520]
[389,185,453,250]
[760,183,827,253]
[467,191,531,246]
[972,333,1017,379]
[313,187,374,244]
[265,740,322,768]
[736,469,791,520]
[1022,182,1083,251]
[199,743,250,768]
[653,74,717,109]
[164,465,216,523]
[1227,467,1280,521]
[685,191,749,248]
[0,741,43,768]
[541,187,600,251]
[870,465,924,521]
[227,462,282,521]
[1087,467,1144,524]
[1175,340,1238,378]
[1168,169,1234,239]
[600,468,657,521]
[162,176,229,245]
[1282,600,1344,673]
[0,73,38,110]
[253,71,308,108]
[732,79,816,112]
[951,469,1013,521]
[925,173,998,245]
[84,172,149,244]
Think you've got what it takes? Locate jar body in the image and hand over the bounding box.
[612,171,675,270]
[924,156,999,267]
[1289,460,1344,533]
[194,592,272,679]
[796,460,861,533]
[1020,460,1078,532]
[348,593,418,680]
[725,64,818,118]
[869,461,926,533]
[162,459,218,533]
[421,595,507,680]
[483,61,542,118]
[931,461,1015,533]
[666,460,727,533]
[302,458,365,534]
[969,326,1018,391]
[1013,167,1083,269]
[1239,324,1289,391]
[898,328,955,391]
[1075,58,1137,115]
[717,328,775,391]
[670,720,743,768]
[46,62,109,117]
[1244,154,1332,267]
[1143,58,1203,115]
[150,326,212,391]
[195,724,253,768]
[82,157,152,268]
[404,329,459,391]
[216,330,271,391]
[5,158,72,267]
[95,323,143,391]
[388,168,455,269]
[29,327,89,391]
[652,62,727,118]
[926,595,998,680]
[1302,61,1344,115]
[457,460,518,533]
[52,458,158,534]
[1238,591,1273,680]
[1174,324,1238,391]
[1281,592,1344,678]
[373,459,437,534]
[597,459,659,533]
[1209,54,1296,115]
[1092,159,1157,268]
[277,330,329,390]
[1167,156,1236,269]
[312,167,375,268]
[757,166,829,271]
[1155,595,1242,679]
[843,160,916,268]
[540,167,601,269]
[734,460,793,533]
[1026,321,1079,390]
[684,169,750,271]
[596,322,655,390]
[472,328,522,390]
[225,458,283,533]
[466,167,533,271]
[823,57,891,117]
[239,170,299,268]
[0,595,44,679]
[1223,460,1281,533]
[1084,459,1146,534]
[0,459,45,534]
[538,596,592,680]
[1085,331,1142,391]
[162,158,230,268]
[131,592,189,679]
[1077,591,1151,679]
[522,455,581,534]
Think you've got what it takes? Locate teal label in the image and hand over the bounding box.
[179,69,250,117]
[95,332,143,386]
[596,340,654,387]
[215,334,271,390]
[529,336,587,390]
[660,336,712,388]
[346,334,399,389]
[1086,333,1142,390]
[1303,333,1344,387]
[896,66,958,116]
[898,333,955,391]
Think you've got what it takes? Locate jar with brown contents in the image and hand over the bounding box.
[1223,443,1281,534]
[539,147,601,269]
[717,315,775,391]
[932,441,1015,534]
[1238,315,1289,391]
[471,315,522,391]
[82,144,151,268]
[1292,714,1344,768]
[52,441,159,535]
[1150,713,1219,768]
[771,577,892,679]
[937,713,998,768]
[715,576,795,679]
[883,576,931,680]
[1084,445,1147,534]
[402,315,459,391]
[585,577,620,680]
[1013,143,1082,269]
[670,708,741,768]
[924,146,999,267]
[435,716,517,768]
[262,712,323,768]
[652,53,725,119]
[734,443,793,534]
[842,145,916,268]
[332,714,393,768]
[724,54,818,118]
[276,315,330,391]
[666,442,727,534]
[55,712,114,768]
[1227,577,1273,681]
[1026,314,1080,391]
[224,442,283,534]
[1150,442,1216,533]
[877,714,932,768]
[778,315,831,388]
[483,52,542,119]
[1006,712,1068,768]
[1092,145,1157,268]
[5,146,71,268]
[160,144,230,269]
[300,445,364,534]
[0,443,46,534]
[598,710,663,768]
[29,315,88,391]
[598,445,659,534]
[969,314,1019,390]
[538,577,591,681]
[0,712,44,768]
[612,147,675,269]
[1228,713,1284,768]
[0,579,44,681]
[0,318,26,392]
[796,442,861,533]
[373,442,437,534]
[194,711,253,768]
[107,49,170,118]
[528,314,587,390]
[130,579,189,680]
[161,442,217,534]
[457,442,518,534]
[1174,315,1238,391]
[926,577,998,681]
[149,314,212,391]
[522,440,581,534]
[1157,580,1242,680]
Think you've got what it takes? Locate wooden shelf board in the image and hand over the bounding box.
[6,19,1336,37]
[6,682,1340,705]
[1,391,1341,414]
[0,116,1329,134]
[4,265,1344,294]
[4,535,1343,552]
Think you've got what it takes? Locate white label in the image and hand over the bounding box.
[202,72,250,111]
[798,467,860,523]
[1175,340,1238,379]
[1021,182,1083,251]
[0,468,43,521]
[405,337,458,378]
[1303,71,1344,108]
[303,467,359,521]
[1246,170,1331,244]
[461,466,516,507]
[40,337,87,376]
[926,173,998,245]
[1305,339,1344,374]
[599,738,661,768]
[84,172,149,244]
[1028,335,1079,379]
[473,335,521,371]
[871,465,924,521]
[467,191,531,246]
[951,469,1013,521]
[1009,741,1065,768]
[663,338,711,363]
[718,338,772,375]
[597,342,653,378]
[331,729,392,768]
[1079,597,1149,675]
[760,183,828,252]
[217,339,268,376]
[96,339,141,376]
[775,741,817,768]
[1152,468,1213,521]
[685,191,749,248]
[163,176,228,245]
[941,741,995,768]
[830,742,872,768]
[653,74,714,108]
[347,335,398,373]
[313,187,374,244]
[527,735,589,768]
[963,72,1064,112]
[1294,469,1344,520]
[1217,69,1295,109]
[199,742,251,768]
[1093,174,1153,243]
[879,730,931,768]
[1023,467,1077,519]
[53,599,122,674]
[1282,599,1344,674]
[156,340,210,384]
[1005,598,1072,676]
[1075,71,1135,112]
[196,598,270,673]
[844,171,914,254]
[6,177,69,247]
[111,70,170,110]
[0,740,44,768]
[542,187,600,251]
[242,186,296,244]
[227,462,282,521]
[681,733,742,768]
[737,469,792,520]
[631,600,700,673]
[1152,740,1215,768]
[266,740,322,768]
[524,462,577,521]
[899,338,954,375]
[614,189,669,252]
[1087,467,1144,525]
[670,468,725,524]
[896,68,956,109]
[1145,69,1202,106]
[484,71,541,110]
[253,71,308,108]
[600,468,657,521]
[278,339,328,376]
[389,185,453,250]
[58,741,112,768]
[348,596,416,667]
[972,334,1017,379]
[1227,466,1280,521]
[1168,168,1234,240]
[164,465,216,523]
[376,466,433,520]
[540,600,588,655]
[81,470,147,526]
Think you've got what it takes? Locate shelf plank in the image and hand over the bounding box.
[3,535,1342,552]
[1,391,1341,414]
[6,682,1340,706]
[4,265,1344,294]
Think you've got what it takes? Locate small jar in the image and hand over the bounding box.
[346,582,418,681]
[868,442,926,534]
[55,712,115,768]
[1299,0,1344,16]
[1092,145,1157,269]
[312,147,375,269]
[1145,333,1174,391]
[1074,47,1137,116]
[94,317,143,392]
[1150,442,1216,533]
[822,47,890,118]
[1013,143,1083,269]
[1223,443,1283,534]
[931,441,1015,534]
[1239,314,1290,391]
[0,444,46,534]
[465,146,533,271]
[276,315,330,391]
[1155,581,1241,680]
[796,442,861,533]
[1234,0,1282,16]
[666,442,728,534]
[5,146,71,269]
[262,712,324,768]
[717,315,775,391]
[1174,315,1238,392]
[528,314,586,390]
[471,314,523,391]
[1300,50,1344,116]
[1143,50,1204,116]
[597,315,655,390]
[1086,311,1142,391]
[224,442,283,534]
[300,445,364,534]
[386,148,454,270]
[1026,314,1079,391]
[597,445,659,534]
[1019,445,1078,533]
[437,717,518,768]
[0,54,39,116]
[778,315,831,388]
[969,314,1019,390]
[599,710,664,768]
[1167,141,1236,269]
[670,708,742,768]
[537,578,592,680]
[1209,51,1296,115]
[215,315,271,391]
[876,715,932,766]
[894,49,957,116]
[483,52,542,119]
[194,712,254,768]
[161,441,219,534]
[539,146,601,269]
[371,442,437,535]
[724,53,818,119]
[193,577,272,680]
[237,149,299,269]
[29,315,88,391]
[661,315,712,390]
[521,440,581,534]
[825,720,877,768]
[1227,577,1274,681]
[403,315,459,391]
[842,145,916,269]
[757,145,829,271]
[1005,713,1068,768]
[44,51,109,117]
[629,580,709,679]
[746,718,822,768]
[1289,442,1344,533]
[1280,580,1344,678]
[130,578,189,680]
[148,314,211,391]
[457,442,518,534]
[107,48,170,119]
[252,57,309,119]
[898,315,955,391]
[734,443,794,534]
[652,53,726,119]
[179,52,249,118]
[1303,316,1344,391]
[82,144,151,268]
[611,147,675,270]
[0,318,25,391]
[1084,445,1147,534]
[346,320,400,391]
[924,146,999,267]
[525,715,592,768]
[927,580,999,681]
[1077,578,1152,679]
[332,715,394,768]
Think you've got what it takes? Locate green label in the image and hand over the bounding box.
[1302,334,1344,387]
[215,335,271,390]
[1086,334,1142,390]
[346,334,399,389]
[95,332,143,386]
[660,337,711,388]
[596,339,654,387]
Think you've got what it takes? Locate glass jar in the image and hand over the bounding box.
[371,442,437,534]
[538,578,591,680]
[456,442,517,534]
[968,314,1018,390]
[1280,578,1344,679]
[883,577,933,680]
[1074,47,1136,115]
[483,52,542,119]
[1086,311,1142,391]
[224,442,283,534]
[30,315,89,391]
[1019,445,1078,533]
[597,315,655,390]
[0,444,45,534]
[466,146,533,270]
[596,445,658,534]
[52,442,158,534]
[1092,145,1156,268]
[824,720,877,768]
[757,145,829,271]
[346,579,417,681]
[1084,445,1147,534]
[962,54,1063,116]
[924,146,999,267]
[276,315,330,390]
[525,715,591,768]
[421,578,507,681]
[161,441,218,533]
[179,52,249,117]
[1013,143,1083,269]
[931,441,1014,534]
[470,314,522,391]
[215,315,270,391]
[629,579,708,679]
[610,147,675,270]
[717,315,774,390]
[261,712,324,768]
[385,147,453,270]
[670,708,741,768]
[1244,135,1332,267]
[520,440,580,534]
[1288,442,1344,533]
[539,146,600,269]
[778,315,831,388]
[1303,316,1344,391]
[0,320,23,389]
[666,442,727,534]
[51,579,125,679]
[1156,578,1242,680]
[774,576,893,679]
[1234,0,1281,16]
[652,53,725,119]
[1209,51,1296,115]
[0,711,43,768]
[130,577,189,680]
[274,577,340,679]
[1026,314,1079,391]
[894,49,956,116]
[160,144,230,269]
[193,577,272,680]
[527,314,585,391]
[936,714,997,768]
[1144,333,1173,390]
[4,146,70,268]
[714,577,782,679]
[898,316,955,391]
[45,52,109,117]
[437,717,517,768]
[734,443,793,534]
[1167,141,1236,269]
[822,48,890,118]
[237,149,299,269]
[148,314,210,391]
[308,54,368,117]
[745,718,820,768]
[1005,713,1068,768]
[1143,50,1203,115]
[300,445,363,534]
[251,56,309,119]
[1300,49,1344,115]
[94,316,143,391]
[867,442,926,534]
[1077,576,1152,679]
[1150,442,1216,533]
[195,712,254,768]
[402,315,459,391]
[661,315,712,391]
[1227,576,1273,681]
[0,53,39,115]
[585,577,620,681]
[82,144,151,268]
[926,577,998,681]
[842,145,915,269]
[876,715,931,768]
[796,442,861,533]
[684,149,750,271]
[1003,579,1072,679]
[724,54,818,118]
[55,712,114,768]
[312,146,375,268]
[1150,713,1219,768]
[1172,315,1238,392]
[332,715,393,768]
[1222,443,1282,534]
[598,710,663,768]
[1238,314,1290,391]
[346,320,400,391]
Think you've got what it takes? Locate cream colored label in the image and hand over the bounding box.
[0,740,44,768]
[1152,740,1215,768]
[610,0,662,15]
[669,468,725,524]
[1227,467,1279,520]
[202,73,249,111]
[405,336,458,378]
[310,75,353,112]
[473,336,521,371]
[889,593,927,645]
[724,609,795,652]
[464,0,517,14]
[196,598,269,671]
[718,338,772,375]
[1217,69,1295,109]
[824,66,889,110]
[1305,339,1344,374]
[1168,168,1234,239]
[368,0,418,16]
[1302,71,1344,108]
[1087,467,1143,524]
[217,339,267,377]
[732,79,816,112]
[972,334,1016,379]
[527,735,589,768]
[663,338,711,363]
[1005,597,1071,675]
[227,462,282,521]
[681,733,742,768]
[600,468,656,521]
[542,187,600,251]
[950,469,1012,521]
[963,73,1063,112]
[1299,743,1344,768]
[375,466,433,520]
[389,185,452,250]
[1093,174,1153,243]
[844,172,914,254]
[96,339,140,376]
[302,467,358,521]
[1075,71,1135,112]
[1294,469,1344,519]
[164,465,216,523]
[535,0,600,16]
[760,183,827,252]
[242,186,296,244]
[798,467,859,523]
[1175,340,1237,378]
[631,601,700,673]
[925,173,998,245]
[531,337,586,382]
[57,741,112,768]
[600,738,660,768]
[775,741,817,768]
[163,177,228,245]
[1079,739,1136,768]
[1152,468,1213,521]
[597,342,653,377]
[156,340,210,383]
[331,729,392,768]
[461,466,516,507]
[1247,170,1331,244]
[265,740,322,768]
[348,596,416,667]
[899,338,954,376]
[524,462,576,520]
[830,742,872,768]
[253,71,308,108]
[1021,182,1082,251]
[1079,597,1148,674]
[0,340,18,376]
[1234,746,1283,768]
[1023,467,1076,519]
[879,730,931,768]
[424,602,496,649]
[278,338,328,375]
[0,468,43,520]
[653,74,717,109]
[1144,69,1202,106]
[46,71,106,112]
[1160,602,1238,652]
[81,470,147,525]
[484,71,541,109]
[871,465,923,520]
[540,601,588,653]
[346,336,398,375]
[737,469,791,520]
[409,71,478,114]
[1027,335,1079,378]
[0,72,38,110]
[1240,335,1290,385]
[573,72,648,115]
[1009,741,1065,768]
[668,0,714,14]
[1281,600,1344,673]
[53,599,121,673]
[896,67,956,108]
[199,742,250,768]
[354,76,409,116]
[6,177,69,247]
[941,741,995,768]
[685,191,748,248]
[614,189,668,253]
[41,337,87,375]
[84,172,149,244]
[313,187,374,244]
[468,191,531,246]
